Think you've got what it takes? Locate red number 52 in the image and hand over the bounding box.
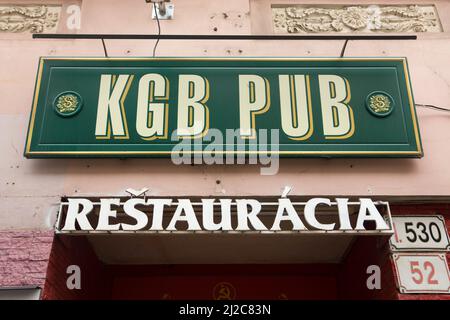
[410,261,439,285]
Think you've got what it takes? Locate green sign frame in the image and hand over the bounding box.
[25,57,422,158]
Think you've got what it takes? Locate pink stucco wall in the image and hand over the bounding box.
[1,0,450,232]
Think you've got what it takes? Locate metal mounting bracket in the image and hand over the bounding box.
[152,2,174,20]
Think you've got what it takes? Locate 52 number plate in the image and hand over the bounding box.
[393,253,450,294]
[390,216,450,251]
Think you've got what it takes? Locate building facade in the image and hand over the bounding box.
[0,0,450,300]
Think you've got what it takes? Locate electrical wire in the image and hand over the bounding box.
[416,104,450,112]
[152,3,161,57]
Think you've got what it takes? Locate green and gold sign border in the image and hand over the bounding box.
[24,57,422,157]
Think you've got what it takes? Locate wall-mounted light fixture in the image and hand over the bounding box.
[145,0,174,20]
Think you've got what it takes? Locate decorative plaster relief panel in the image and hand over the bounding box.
[272,4,442,34]
[0,5,61,33]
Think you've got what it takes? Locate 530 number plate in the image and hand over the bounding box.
[390,216,450,251]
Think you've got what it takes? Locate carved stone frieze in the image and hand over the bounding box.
[272,5,442,34]
[0,5,61,33]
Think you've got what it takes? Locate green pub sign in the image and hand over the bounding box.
[25,57,422,157]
